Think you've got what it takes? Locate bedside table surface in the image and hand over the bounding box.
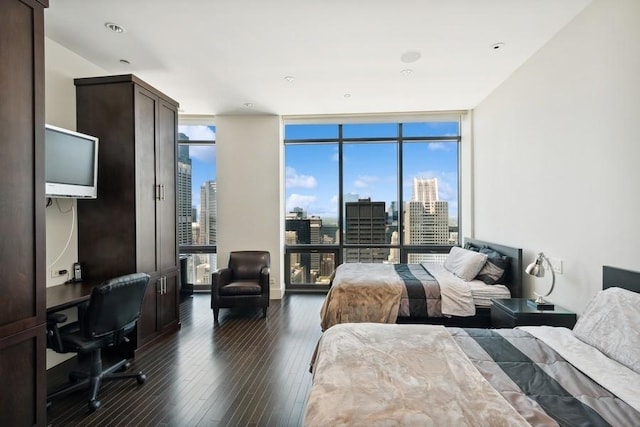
[492,298,574,315]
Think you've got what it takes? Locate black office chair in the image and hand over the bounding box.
[46,273,150,412]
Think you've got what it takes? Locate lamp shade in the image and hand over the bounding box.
[525,254,545,278]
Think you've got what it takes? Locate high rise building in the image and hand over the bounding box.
[177,145,193,245]
[309,217,322,273]
[200,181,217,245]
[321,223,338,244]
[388,230,400,263]
[286,214,311,282]
[344,198,387,263]
[413,177,438,205]
[405,177,449,263]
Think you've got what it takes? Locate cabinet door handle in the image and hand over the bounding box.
[160,184,166,201]
[155,184,161,201]
[157,277,162,294]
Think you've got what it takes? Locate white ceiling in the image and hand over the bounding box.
[45,0,592,117]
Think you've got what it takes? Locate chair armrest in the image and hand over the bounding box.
[212,268,232,293]
[260,267,270,292]
[46,312,68,352]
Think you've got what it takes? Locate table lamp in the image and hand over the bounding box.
[525,252,555,310]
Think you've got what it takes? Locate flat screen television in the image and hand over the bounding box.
[45,124,99,199]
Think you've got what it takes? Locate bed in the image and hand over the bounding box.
[320,238,523,330]
[305,266,640,426]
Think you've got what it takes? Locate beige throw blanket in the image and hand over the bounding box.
[320,263,477,330]
[320,263,403,331]
[305,323,529,427]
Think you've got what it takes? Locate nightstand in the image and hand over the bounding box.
[491,298,577,328]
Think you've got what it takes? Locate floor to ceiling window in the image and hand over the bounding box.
[177,124,217,292]
[284,118,460,290]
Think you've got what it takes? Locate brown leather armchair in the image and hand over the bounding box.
[211,250,270,324]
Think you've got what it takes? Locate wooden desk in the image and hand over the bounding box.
[46,281,98,312]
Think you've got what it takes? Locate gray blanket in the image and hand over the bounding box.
[451,327,640,426]
[305,324,640,426]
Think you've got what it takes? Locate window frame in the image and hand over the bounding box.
[284,120,461,290]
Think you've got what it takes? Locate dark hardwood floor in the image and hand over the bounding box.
[47,292,326,426]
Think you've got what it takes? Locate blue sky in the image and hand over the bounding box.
[178,122,459,222]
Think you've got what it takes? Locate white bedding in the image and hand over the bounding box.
[468,280,511,307]
[424,262,511,309]
[422,263,475,316]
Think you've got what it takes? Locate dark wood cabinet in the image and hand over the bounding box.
[491,298,577,328]
[75,74,180,351]
[0,0,48,424]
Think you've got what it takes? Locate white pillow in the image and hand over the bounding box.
[573,287,640,374]
[443,246,488,281]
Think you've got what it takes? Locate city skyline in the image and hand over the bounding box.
[285,122,459,223]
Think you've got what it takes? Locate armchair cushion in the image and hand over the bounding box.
[220,281,263,296]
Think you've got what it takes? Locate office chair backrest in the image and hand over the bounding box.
[229,251,270,280]
[82,273,150,339]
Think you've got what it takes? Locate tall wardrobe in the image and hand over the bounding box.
[75,75,180,351]
[0,0,49,425]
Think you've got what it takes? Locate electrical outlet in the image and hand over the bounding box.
[549,258,563,275]
[51,269,64,278]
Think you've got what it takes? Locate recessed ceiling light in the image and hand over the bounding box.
[105,22,125,33]
[243,102,254,108]
[343,93,351,99]
[284,76,295,83]
[119,59,130,65]
[401,68,413,75]
[400,51,421,63]
[491,42,505,51]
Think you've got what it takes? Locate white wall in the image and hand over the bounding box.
[215,115,285,298]
[472,0,640,314]
[44,38,106,289]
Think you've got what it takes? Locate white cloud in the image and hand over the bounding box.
[189,145,216,163]
[428,142,453,152]
[286,194,317,212]
[353,175,379,188]
[286,167,317,189]
[178,125,215,141]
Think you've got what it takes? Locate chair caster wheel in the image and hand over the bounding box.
[88,399,101,412]
[136,373,147,385]
[117,362,131,373]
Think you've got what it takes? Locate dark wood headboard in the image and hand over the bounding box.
[464,238,523,298]
[603,265,640,293]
